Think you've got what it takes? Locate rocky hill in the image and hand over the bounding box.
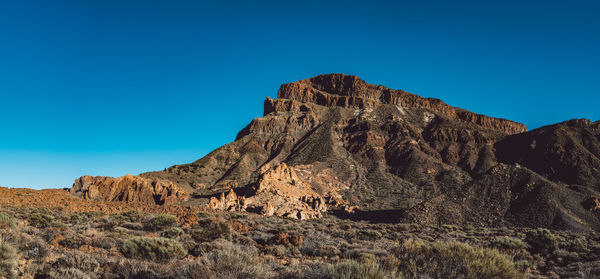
[72,74,600,231]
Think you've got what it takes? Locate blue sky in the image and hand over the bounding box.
[0,0,598,189]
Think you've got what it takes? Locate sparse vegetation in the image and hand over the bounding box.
[27,208,57,228]
[145,214,179,231]
[0,241,17,279]
[0,197,597,278]
[393,239,521,279]
[525,228,557,254]
[329,258,400,279]
[0,212,15,230]
[121,236,186,262]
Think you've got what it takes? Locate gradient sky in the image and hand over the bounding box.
[0,0,598,189]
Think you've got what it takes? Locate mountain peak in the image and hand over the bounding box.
[274,73,528,135]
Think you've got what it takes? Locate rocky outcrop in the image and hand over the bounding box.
[206,163,333,220]
[277,74,527,134]
[70,174,189,205]
[207,189,246,212]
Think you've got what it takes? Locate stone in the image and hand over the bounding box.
[69,174,189,206]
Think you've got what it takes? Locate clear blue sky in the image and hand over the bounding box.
[0,0,598,189]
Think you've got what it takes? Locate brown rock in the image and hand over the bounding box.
[207,189,246,212]
[70,174,189,206]
[277,74,527,134]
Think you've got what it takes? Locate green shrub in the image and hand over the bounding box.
[144,214,179,231]
[393,239,521,279]
[121,236,186,263]
[330,258,400,279]
[161,227,184,239]
[0,212,15,230]
[489,236,528,251]
[0,241,17,279]
[28,208,55,228]
[68,213,89,224]
[525,228,557,254]
[439,224,460,233]
[565,237,589,253]
[356,229,382,241]
[192,220,232,242]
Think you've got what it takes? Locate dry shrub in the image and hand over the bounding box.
[0,240,17,279]
[121,236,186,263]
[393,239,521,279]
[329,257,400,279]
[201,241,273,279]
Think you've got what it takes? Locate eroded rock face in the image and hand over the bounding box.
[206,163,333,220]
[70,174,189,206]
[276,74,527,134]
[207,189,246,212]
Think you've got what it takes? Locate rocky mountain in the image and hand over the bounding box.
[72,74,600,231]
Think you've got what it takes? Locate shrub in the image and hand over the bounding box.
[28,208,55,228]
[121,236,186,263]
[525,228,557,254]
[330,258,400,279]
[201,241,273,279]
[68,213,89,224]
[0,213,15,230]
[19,235,50,260]
[439,224,460,233]
[489,236,528,251]
[174,261,212,279]
[161,227,184,239]
[192,220,232,242]
[0,241,17,279]
[565,237,589,253]
[356,229,382,241]
[393,239,521,279]
[46,268,91,279]
[145,214,179,231]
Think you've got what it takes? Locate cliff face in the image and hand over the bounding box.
[70,174,189,206]
[71,74,600,230]
[275,74,527,134]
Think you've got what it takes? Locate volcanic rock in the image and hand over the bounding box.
[71,73,600,231]
[206,163,331,219]
[70,174,189,205]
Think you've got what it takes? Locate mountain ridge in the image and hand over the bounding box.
[71,74,600,231]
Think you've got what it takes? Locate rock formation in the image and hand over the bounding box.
[207,163,334,219]
[70,174,189,206]
[71,73,600,230]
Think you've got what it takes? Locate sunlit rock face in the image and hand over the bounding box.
[70,74,600,230]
